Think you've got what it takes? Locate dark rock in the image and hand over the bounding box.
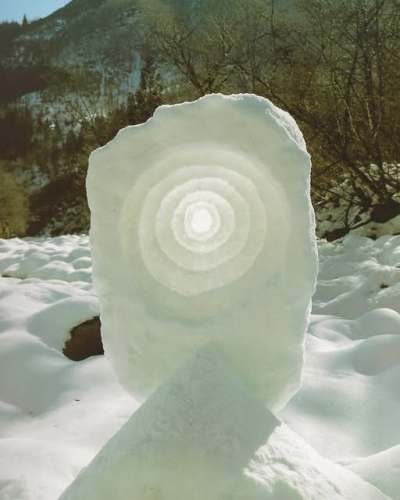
[63,316,103,361]
[370,199,400,223]
[324,226,349,242]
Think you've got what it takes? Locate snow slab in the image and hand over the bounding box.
[87,93,318,411]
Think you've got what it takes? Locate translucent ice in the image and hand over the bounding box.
[87,94,318,410]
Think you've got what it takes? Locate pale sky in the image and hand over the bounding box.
[0,0,70,23]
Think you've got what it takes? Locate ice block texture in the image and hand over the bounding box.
[87,94,318,410]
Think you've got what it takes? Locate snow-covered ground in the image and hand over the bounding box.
[0,234,400,499]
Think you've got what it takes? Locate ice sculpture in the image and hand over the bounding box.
[87,93,318,411]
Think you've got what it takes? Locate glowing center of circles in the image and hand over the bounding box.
[181,200,222,245]
[121,161,276,299]
[190,208,212,234]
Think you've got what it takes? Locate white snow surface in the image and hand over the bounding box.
[59,347,387,500]
[0,234,400,498]
[87,93,318,411]
[314,234,400,317]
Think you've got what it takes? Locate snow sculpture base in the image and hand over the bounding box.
[59,347,387,500]
[87,93,318,411]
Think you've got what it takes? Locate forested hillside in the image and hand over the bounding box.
[1,0,399,239]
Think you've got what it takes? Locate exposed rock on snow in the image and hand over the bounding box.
[87,93,318,411]
[63,316,103,361]
[27,295,99,352]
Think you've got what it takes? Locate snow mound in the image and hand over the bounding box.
[346,445,400,499]
[59,347,388,500]
[314,234,400,317]
[88,93,318,410]
[0,236,91,282]
[351,334,400,376]
[354,308,400,338]
[27,295,99,351]
[281,310,400,463]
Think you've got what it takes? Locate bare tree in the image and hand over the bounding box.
[272,0,400,228]
[137,0,279,96]
[135,0,400,232]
